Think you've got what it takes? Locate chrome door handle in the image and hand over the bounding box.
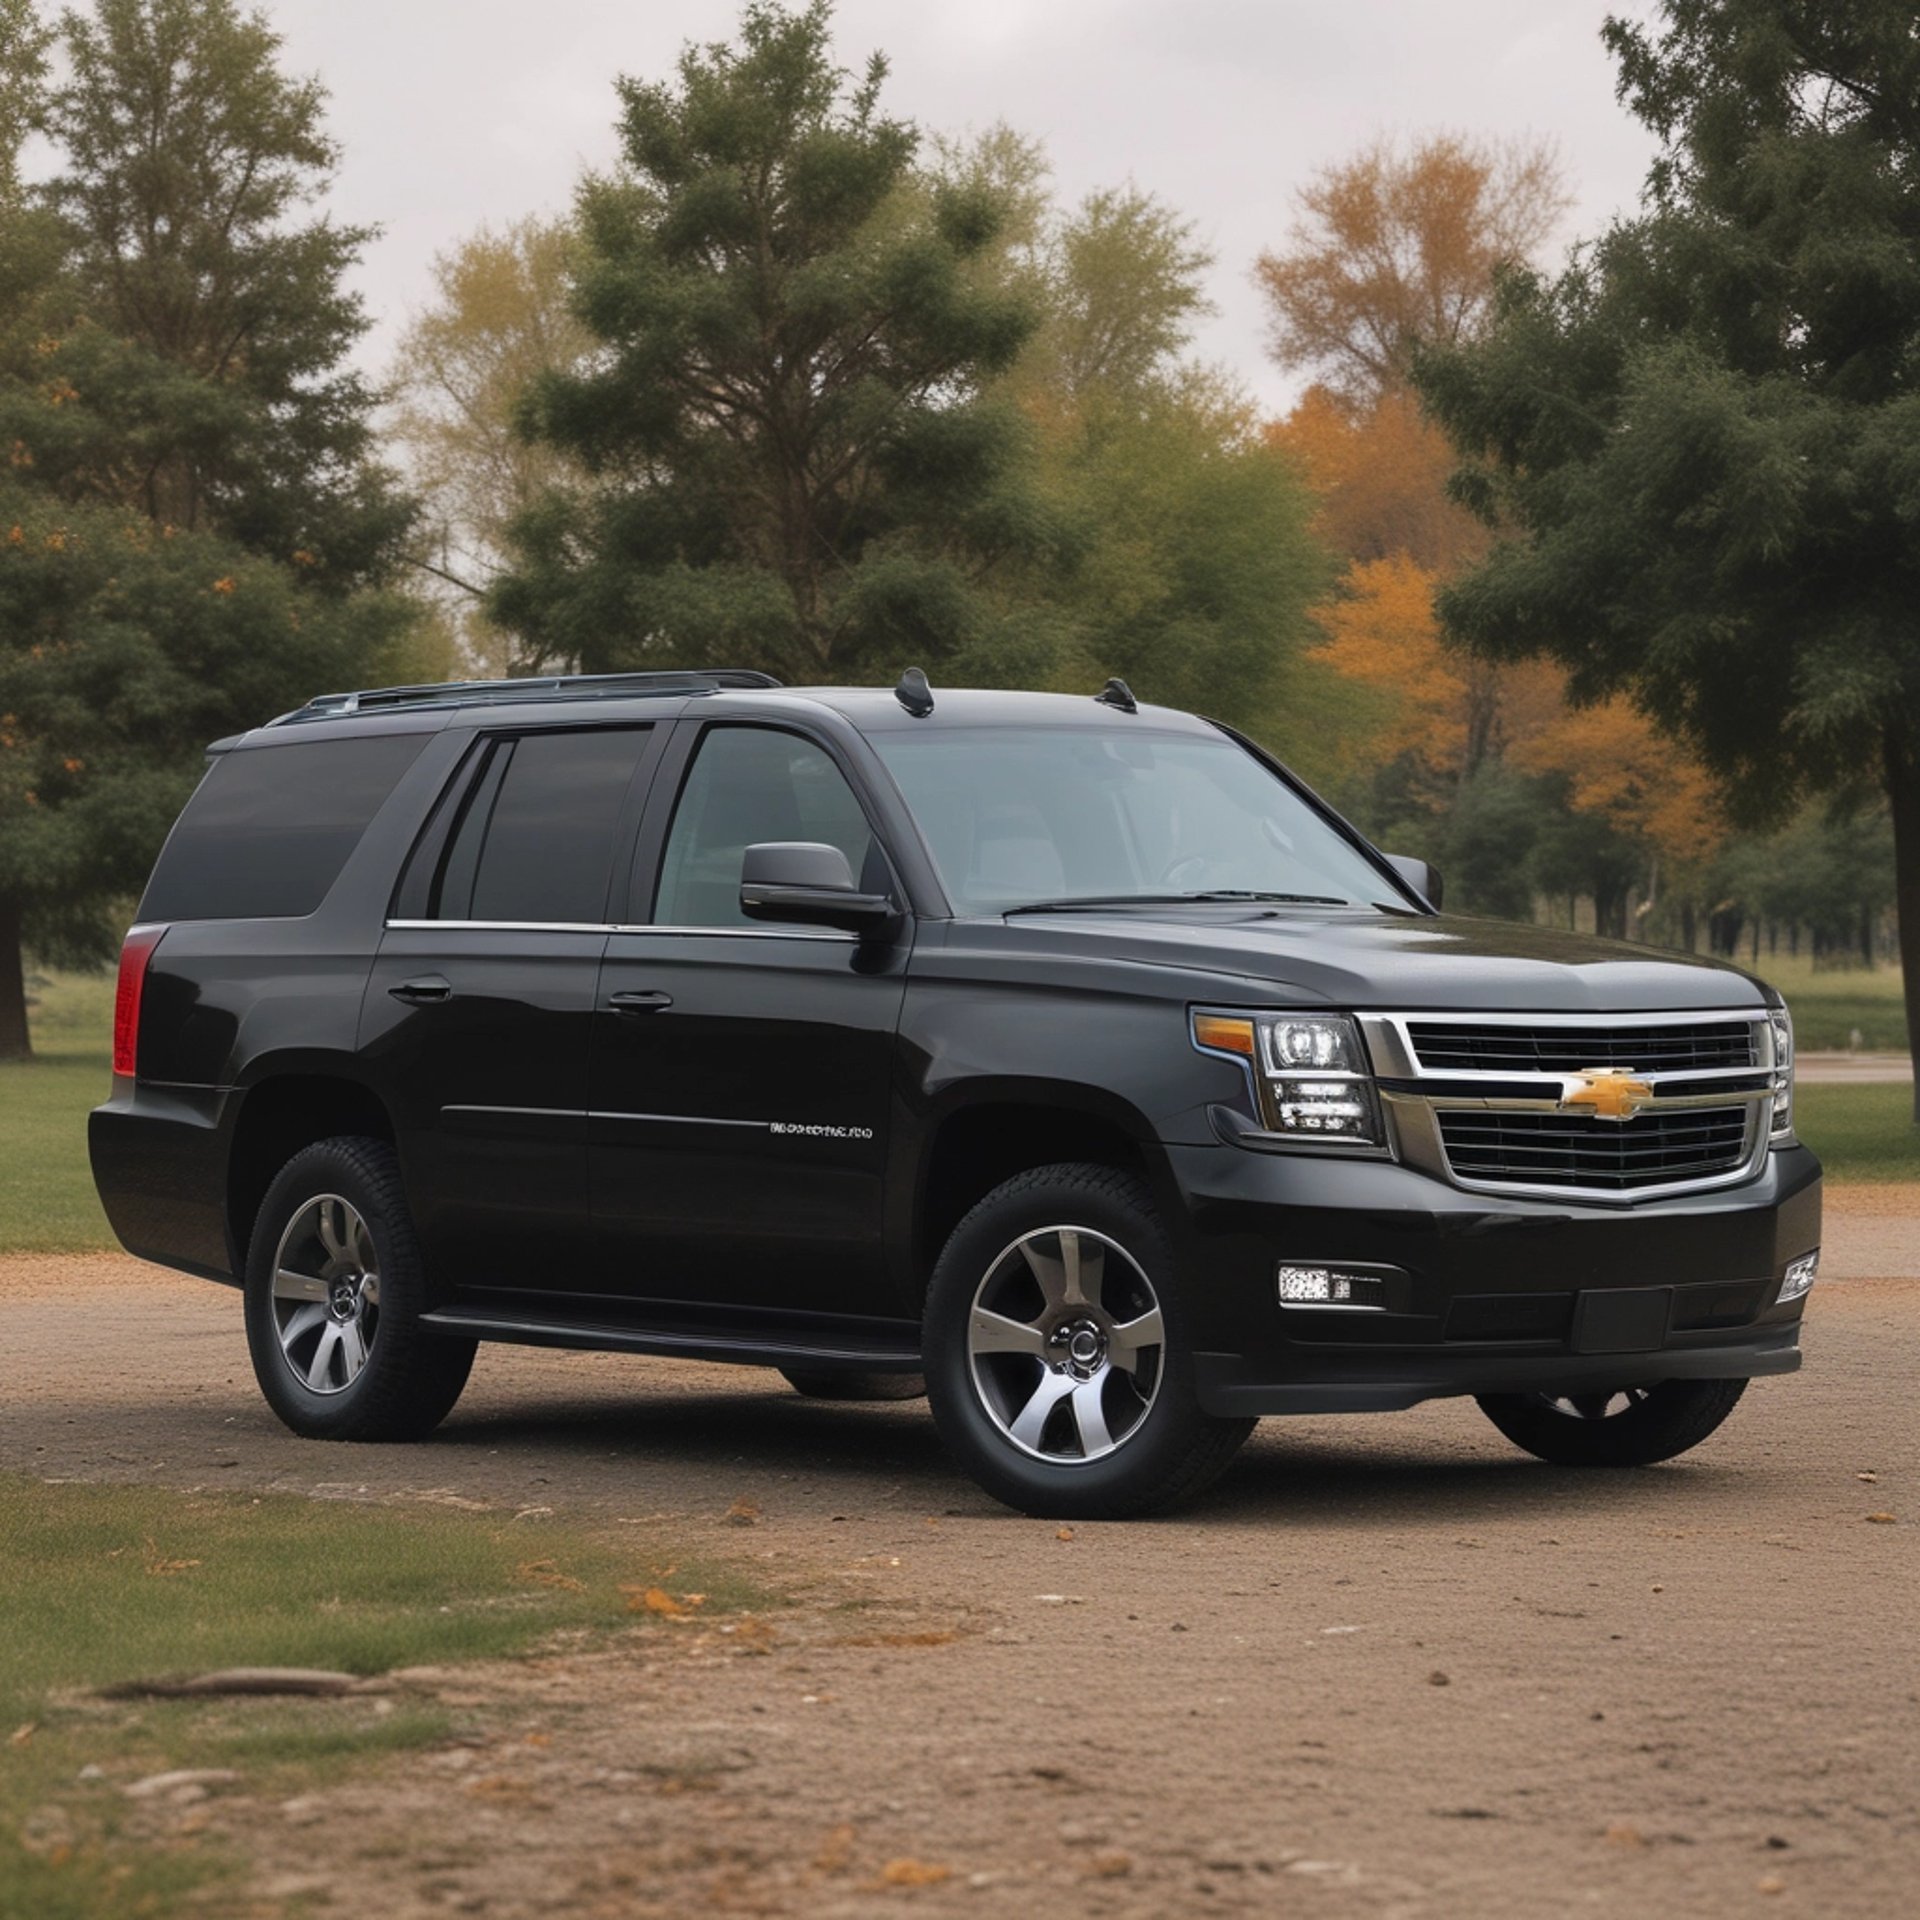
[389,976,453,1005]
[607,989,674,1014]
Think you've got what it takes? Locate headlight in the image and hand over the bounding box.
[1192,1010,1385,1148]
[1768,1004,1794,1141]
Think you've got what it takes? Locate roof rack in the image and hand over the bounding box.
[267,668,783,728]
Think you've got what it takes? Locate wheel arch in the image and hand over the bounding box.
[224,1059,396,1275]
[906,1081,1177,1297]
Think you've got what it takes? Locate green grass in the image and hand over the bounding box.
[1756,952,1909,1053]
[0,1473,777,1917]
[1793,1082,1920,1183]
[2,968,116,1251]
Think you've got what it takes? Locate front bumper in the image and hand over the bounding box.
[1166,1141,1821,1418]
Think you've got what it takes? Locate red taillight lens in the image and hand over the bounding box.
[112,926,165,1079]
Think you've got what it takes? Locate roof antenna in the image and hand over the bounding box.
[895,666,934,717]
[1094,676,1138,714]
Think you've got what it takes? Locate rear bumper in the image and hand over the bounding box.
[1166,1140,1821,1418]
[88,1082,235,1282]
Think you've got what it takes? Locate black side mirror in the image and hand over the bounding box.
[740,842,898,935]
[1384,853,1443,911]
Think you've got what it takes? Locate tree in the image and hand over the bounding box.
[388,217,593,674]
[1255,133,1569,402]
[1415,0,1920,1111]
[0,0,421,1059]
[0,0,50,200]
[492,1,1046,685]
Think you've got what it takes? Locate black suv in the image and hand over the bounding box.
[90,669,1821,1517]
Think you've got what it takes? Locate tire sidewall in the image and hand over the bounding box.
[244,1137,435,1438]
[923,1166,1228,1518]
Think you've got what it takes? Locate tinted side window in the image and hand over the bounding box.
[431,728,651,925]
[654,727,876,928]
[141,733,429,921]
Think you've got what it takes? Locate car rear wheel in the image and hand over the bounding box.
[244,1136,475,1442]
[779,1368,926,1401]
[1475,1378,1748,1467]
[923,1164,1254,1519]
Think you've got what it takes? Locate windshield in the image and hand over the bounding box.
[872,727,1405,915]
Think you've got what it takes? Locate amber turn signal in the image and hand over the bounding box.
[1192,1013,1256,1057]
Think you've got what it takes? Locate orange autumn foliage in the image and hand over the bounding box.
[1268,386,1484,571]
[1509,697,1726,867]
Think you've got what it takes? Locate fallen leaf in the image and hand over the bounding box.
[1865,1513,1897,1525]
[1086,1851,1132,1878]
[142,1537,201,1577]
[1604,1822,1645,1849]
[1857,1471,1879,1483]
[517,1559,586,1593]
[726,1498,761,1527]
[873,1858,952,1888]
[1757,1875,1786,1894]
[623,1585,707,1617]
[1056,1527,1074,1542]
[8,1723,35,1747]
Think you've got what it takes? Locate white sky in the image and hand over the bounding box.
[257,0,1664,415]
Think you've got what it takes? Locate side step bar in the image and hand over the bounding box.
[419,1304,923,1374]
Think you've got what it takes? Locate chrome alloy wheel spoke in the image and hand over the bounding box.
[271,1193,380,1397]
[967,1224,1164,1465]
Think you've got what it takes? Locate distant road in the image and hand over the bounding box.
[1798,1051,1913,1084]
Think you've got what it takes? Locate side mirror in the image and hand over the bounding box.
[1385,853,1443,911]
[740,842,898,935]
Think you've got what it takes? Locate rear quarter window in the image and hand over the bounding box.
[140,733,430,921]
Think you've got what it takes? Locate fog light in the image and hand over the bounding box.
[1277,1264,1387,1309]
[1778,1251,1818,1304]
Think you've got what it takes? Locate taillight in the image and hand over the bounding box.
[112,926,165,1080]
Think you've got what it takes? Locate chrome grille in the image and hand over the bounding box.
[1436,1107,1753,1193]
[1406,1019,1758,1075]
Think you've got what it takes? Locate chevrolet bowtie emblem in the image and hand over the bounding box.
[1558,1067,1655,1122]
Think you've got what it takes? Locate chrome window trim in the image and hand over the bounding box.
[385,918,856,943]
[1359,1009,1776,1205]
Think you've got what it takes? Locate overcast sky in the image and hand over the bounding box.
[258,0,1664,415]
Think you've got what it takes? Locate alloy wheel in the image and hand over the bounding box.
[270,1194,381,1395]
[966,1225,1164,1463]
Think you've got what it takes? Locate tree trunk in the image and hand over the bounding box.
[1883,728,1920,1125]
[0,896,30,1062]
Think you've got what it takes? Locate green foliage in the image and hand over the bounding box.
[0,0,51,198]
[1414,0,1920,1089]
[493,1,1049,684]
[0,0,424,1052]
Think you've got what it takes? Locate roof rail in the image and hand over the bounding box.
[267,668,783,728]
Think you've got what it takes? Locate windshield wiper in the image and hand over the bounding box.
[1005,890,1353,915]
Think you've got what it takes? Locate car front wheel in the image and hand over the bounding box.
[922,1164,1253,1519]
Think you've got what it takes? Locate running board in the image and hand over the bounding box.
[419,1304,924,1373]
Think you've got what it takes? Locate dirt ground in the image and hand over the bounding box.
[4,1194,1918,1920]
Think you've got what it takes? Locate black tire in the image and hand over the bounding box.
[779,1368,926,1402]
[1475,1378,1749,1467]
[922,1163,1254,1519]
[244,1136,475,1443]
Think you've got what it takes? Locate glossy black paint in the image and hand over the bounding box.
[90,683,1820,1414]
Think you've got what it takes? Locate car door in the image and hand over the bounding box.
[361,722,664,1294]
[589,720,910,1315]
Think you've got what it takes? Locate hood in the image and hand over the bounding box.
[990,906,1768,1014]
